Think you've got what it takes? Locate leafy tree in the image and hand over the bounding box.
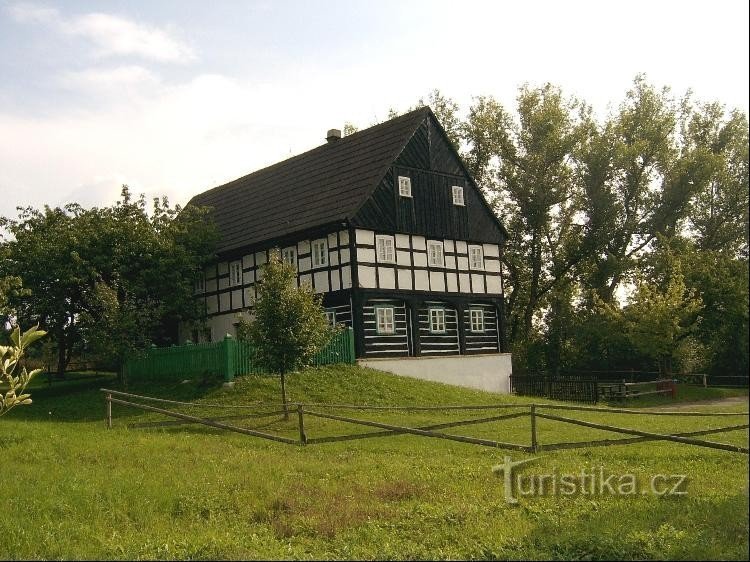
[0,204,91,377]
[489,84,595,344]
[599,254,702,375]
[682,103,749,256]
[0,325,46,416]
[680,244,749,379]
[237,254,336,419]
[0,186,217,377]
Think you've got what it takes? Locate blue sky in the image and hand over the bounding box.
[1,0,748,219]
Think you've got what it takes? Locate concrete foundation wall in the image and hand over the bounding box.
[359,353,513,394]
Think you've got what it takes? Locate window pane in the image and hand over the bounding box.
[428,242,444,267]
[312,240,328,267]
[470,309,484,332]
[430,308,445,333]
[377,307,395,334]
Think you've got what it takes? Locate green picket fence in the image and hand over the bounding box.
[123,328,355,381]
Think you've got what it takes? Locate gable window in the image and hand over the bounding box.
[282,246,297,267]
[311,239,328,268]
[376,307,395,334]
[452,185,465,206]
[376,235,395,263]
[398,176,412,197]
[325,311,336,326]
[229,261,242,286]
[469,245,484,270]
[427,241,445,267]
[469,309,485,332]
[429,308,446,333]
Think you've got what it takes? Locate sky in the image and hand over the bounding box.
[1,0,748,220]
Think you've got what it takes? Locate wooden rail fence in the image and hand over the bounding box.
[101,389,750,455]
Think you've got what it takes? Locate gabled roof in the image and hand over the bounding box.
[188,107,431,254]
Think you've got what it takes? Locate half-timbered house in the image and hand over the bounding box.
[184,107,511,385]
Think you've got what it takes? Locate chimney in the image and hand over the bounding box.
[326,128,342,143]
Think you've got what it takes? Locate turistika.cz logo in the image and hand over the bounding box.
[492,456,689,504]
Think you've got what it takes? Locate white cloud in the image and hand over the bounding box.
[6,2,194,63]
[60,65,160,94]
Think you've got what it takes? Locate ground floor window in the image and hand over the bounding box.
[429,308,446,333]
[376,307,395,334]
[325,311,336,326]
[469,308,485,332]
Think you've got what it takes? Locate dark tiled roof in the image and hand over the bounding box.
[188,107,431,254]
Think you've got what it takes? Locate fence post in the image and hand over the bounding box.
[347,327,356,364]
[297,404,307,445]
[530,404,538,453]
[222,334,235,381]
[106,393,112,429]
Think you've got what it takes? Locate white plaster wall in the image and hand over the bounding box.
[359,353,513,394]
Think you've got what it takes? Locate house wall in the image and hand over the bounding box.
[353,228,503,295]
[194,228,352,317]
[355,292,502,359]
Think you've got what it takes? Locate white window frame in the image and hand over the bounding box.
[452,185,465,206]
[282,246,297,267]
[229,261,242,287]
[376,307,395,335]
[468,245,484,270]
[325,311,336,326]
[429,308,446,334]
[469,308,485,332]
[427,240,445,268]
[376,234,396,263]
[311,238,328,268]
[398,176,412,198]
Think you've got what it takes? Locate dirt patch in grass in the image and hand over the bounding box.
[372,479,425,502]
[262,480,425,539]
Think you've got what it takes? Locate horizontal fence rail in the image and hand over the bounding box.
[123,328,355,382]
[101,390,749,455]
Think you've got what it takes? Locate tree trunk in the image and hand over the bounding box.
[280,371,289,420]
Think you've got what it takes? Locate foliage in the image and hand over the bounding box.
[599,269,702,374]
[0,324,46,415]
[0,186,218,376]
[236,254,336,414]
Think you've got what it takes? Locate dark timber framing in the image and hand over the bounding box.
[185,106,509,358]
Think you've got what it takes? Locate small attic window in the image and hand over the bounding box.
[452,185,465,206]
[398,176,412,198]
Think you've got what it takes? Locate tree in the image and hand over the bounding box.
[1,325,46,416]
[599,253,702,375]
[0,186,218,377]
[489,84,594,344]
[682,104,749,257]
[0,204,91,377]
[237,254,336,419]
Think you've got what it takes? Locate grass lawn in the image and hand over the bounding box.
[2,366,748,560]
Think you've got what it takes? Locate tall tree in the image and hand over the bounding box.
[682,104,749,256]
[489,84,593,343]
